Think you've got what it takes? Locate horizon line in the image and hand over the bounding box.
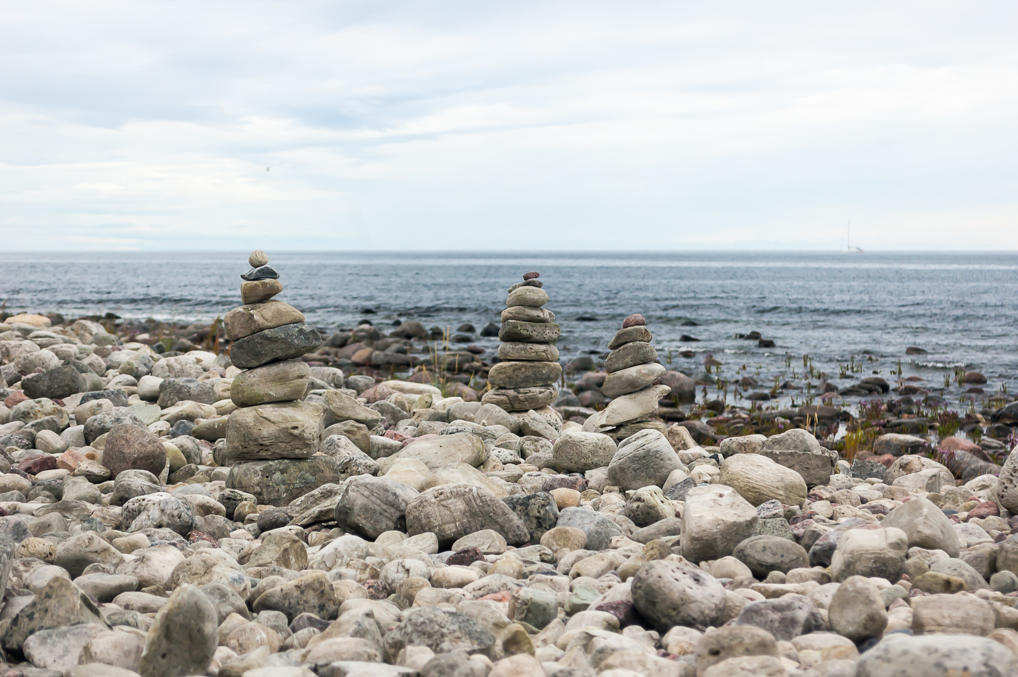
[3,247,1018,254]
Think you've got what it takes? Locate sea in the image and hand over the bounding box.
[2,250,1016,411]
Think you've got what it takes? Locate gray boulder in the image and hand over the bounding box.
[607,429,683,490]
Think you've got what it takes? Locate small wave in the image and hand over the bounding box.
[914,361,966,369]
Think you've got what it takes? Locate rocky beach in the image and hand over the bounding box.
[1,254,1018,676]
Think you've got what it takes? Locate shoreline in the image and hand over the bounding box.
[1,298,1017,674]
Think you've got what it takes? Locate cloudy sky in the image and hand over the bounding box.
[1,1,1016,251]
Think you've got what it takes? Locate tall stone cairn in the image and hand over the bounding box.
[223,250,330,506]
[482,272,562,413]
[584,313,672,439]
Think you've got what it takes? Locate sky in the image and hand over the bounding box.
[1,1,1017,251]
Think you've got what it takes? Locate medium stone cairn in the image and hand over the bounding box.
[584,313,671,438]
[223,250,327,505]
[482,272,562,412]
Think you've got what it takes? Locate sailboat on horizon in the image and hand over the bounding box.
[845,219,864,253]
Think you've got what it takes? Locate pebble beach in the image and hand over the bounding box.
[1,251,1018,677]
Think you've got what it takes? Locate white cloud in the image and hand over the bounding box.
[0,1,1016,250]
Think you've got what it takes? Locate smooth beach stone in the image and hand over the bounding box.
[102,423,168,478]
[226,457,344,506]
[719,453,808,506]
[224,300,305,341]
[583,384,671,431]
[607,429,683,490]
[881,495,961,557]
[481,386,557,412]
[382,606,496,662]
[240,279,283,305]
[622,313,646,328]
[601,362,666,398]
[334,475,419,539]
[241,265,279,281]
[732,535,809,578]
[487,360,562,389]
[499,319,560,344]
[551,431,618,472]
[523,271,540,280]
[829,575,887,641]
[230,322,323,369]
[22,364,85,399]
[500,305,555,323]
[632,559,726,630]
[230,360,310,407]
[322,390,383,427]
[497,341,559,362]
[405,483,530,546]
[681,484,759,562]
[605,341,658,373]
[830,527,908,582]
[855,634,1018,677]
[224,401,323,460]
[139,584,217,677]
[506,286,549,308]
[249,249,269,267]
[608,325,653,349]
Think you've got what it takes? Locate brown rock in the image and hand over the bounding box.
[622,313,646,328]
[240,279,283,305]
[224,301,305,341]
[102,424,167,477]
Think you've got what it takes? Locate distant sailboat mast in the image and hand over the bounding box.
[846,218,863,253]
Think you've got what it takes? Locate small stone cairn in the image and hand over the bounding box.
[222,250,327,505]
[482,272,562,413]
[584,313,671,439]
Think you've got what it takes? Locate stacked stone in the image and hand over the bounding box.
[584,314,672,439]
[482,272,562,413]
[223,250,328,505]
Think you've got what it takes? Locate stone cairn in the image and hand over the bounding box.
[222,250,327,505]
[584,313,671,439]
[482,272,562,413]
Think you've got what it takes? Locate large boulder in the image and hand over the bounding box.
[229,323,323,369]
[996,447,1018,514]
[224,300,305,341]
[405,484,529,546]
[378,433,487,472]
[830,527,908,582]
[881,496,961,557]
[334,476,419,539]
[759,428,836,487]
[224,401,323,461]
[121,493,195,535]
[226,457,344,506]
[101,424,167,478]
[138,585,217,677]
[382,607,495,661]
[681,485,758,563]
[607,429,683,490]
[22,365,85,399]
[583,385,671,431]
[719,453,807,506]
[856,634,1018,677]
[632,559,726,630]
[550,432,617,472]
[230,360,310,407]
[828,575,888,641]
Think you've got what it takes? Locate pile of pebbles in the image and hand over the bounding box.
[583,314,671,441]
[221,251,326,506]
[1,273,1018,676]
[482,272,562,416]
